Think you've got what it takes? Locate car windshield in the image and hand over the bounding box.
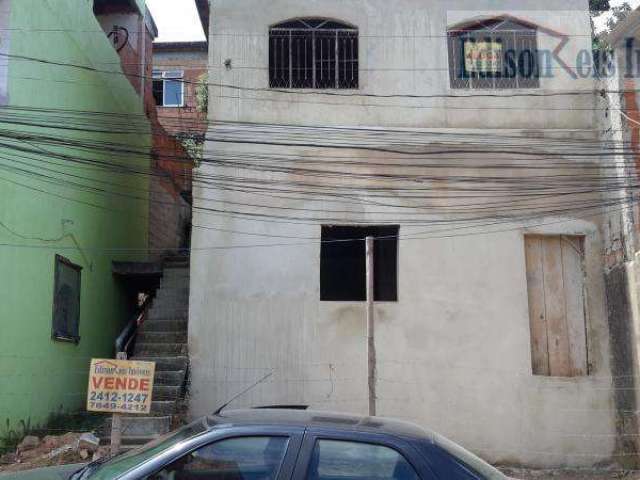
[429,432,506,480]
[72,418,209,480]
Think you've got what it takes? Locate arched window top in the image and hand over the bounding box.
[448,15,538,36]
[271,18,357,31]
[269,17,359,89]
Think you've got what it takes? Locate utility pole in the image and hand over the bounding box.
[366,236,376,417]
[110,351,127,455]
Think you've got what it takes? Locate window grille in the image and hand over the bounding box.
[269,18,358,89]
[447,17,539,89]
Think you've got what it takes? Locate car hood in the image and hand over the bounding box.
[0,464,85,480]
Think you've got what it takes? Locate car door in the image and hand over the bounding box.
[290,429,435,480]
[120,426,304,480]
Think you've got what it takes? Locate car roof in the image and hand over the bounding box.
[207,409,433,441]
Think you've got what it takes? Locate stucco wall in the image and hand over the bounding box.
[190,0,618,468]
[208,0,595,130]
[190,139,617,468]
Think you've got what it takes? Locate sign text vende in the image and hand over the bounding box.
[87,359,155,415]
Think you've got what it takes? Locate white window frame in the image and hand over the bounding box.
[153,69,185,107]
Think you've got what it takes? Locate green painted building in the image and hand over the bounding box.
[0,0,155,446]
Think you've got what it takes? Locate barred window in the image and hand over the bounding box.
[447,17,539,89]
[269,18,358,89]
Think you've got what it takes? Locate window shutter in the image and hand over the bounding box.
[525,236,587,377]
[52,255,82,342]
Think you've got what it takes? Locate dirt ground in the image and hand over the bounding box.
[500,467,640,479]
[0,433,108,474]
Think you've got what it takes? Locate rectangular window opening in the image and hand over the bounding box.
[52,255,82,343]
[320,225,399,302]
[524,235,588,377]
[152,70,185,107]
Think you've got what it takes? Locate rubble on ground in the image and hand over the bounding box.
[500,466,640,479]
[0,432,108,474]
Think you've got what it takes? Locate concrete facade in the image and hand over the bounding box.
[189,0,625,468]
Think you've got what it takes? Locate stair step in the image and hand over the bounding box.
[154,370,186,386]
[136,343,187,356]
[153,385,181,401]
[154,290,189,300]
[133,355,189,371]
[120,435,161,447]
[151,400,177,415]
[120,416,172,437]
[152,299,189,310]
[161,282,189,289]
[138,332,188,344]
[148,308,188,320]
[162,271,189,279]
[142,319,188,332]
[163,273,189,279]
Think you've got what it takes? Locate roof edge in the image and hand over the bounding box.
[153,41,208,51]
[606,7,640,46]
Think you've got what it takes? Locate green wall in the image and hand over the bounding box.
[0,0,151,445]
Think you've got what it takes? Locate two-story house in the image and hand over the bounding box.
[189,0,628,468]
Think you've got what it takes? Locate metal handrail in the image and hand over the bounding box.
[115,295,152,356]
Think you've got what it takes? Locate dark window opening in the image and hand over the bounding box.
[152,79,164,106]
[447,17,540,89]
[269,18,359,89]
[152,70,184,107]
[320,225,398,302]
[52,255,82,343]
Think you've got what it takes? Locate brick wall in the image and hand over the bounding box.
[153,45,208,138]
[108,19,194,257]
[148,165,190,259]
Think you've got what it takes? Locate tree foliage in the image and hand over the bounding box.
[606,2,632,31]
[590,0,610,15]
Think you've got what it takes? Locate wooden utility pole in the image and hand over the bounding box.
[110,351,127,455]
[366,236,376,417]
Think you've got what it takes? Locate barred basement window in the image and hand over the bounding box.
[52,255,82,343]
[447,16,539,89]
[269,18,359,89]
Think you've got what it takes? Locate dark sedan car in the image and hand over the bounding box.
[3,409,510,480]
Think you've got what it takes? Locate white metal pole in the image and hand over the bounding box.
[110,351,127,455]
[366,236,376,417]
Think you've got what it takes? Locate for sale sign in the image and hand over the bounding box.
[87,359,155,414]
[464,40,503,74]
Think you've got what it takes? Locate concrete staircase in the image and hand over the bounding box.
[116,258,190,448]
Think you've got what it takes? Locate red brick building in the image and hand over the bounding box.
[95,0,201,257]
[152,41,208,140]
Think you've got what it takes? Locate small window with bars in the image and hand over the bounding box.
[52,255,82,343]
[447,17,539,89]
[269,18,359,89]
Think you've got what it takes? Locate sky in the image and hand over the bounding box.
[146,0,206,43]
[594,0,640,31]
[147,0,640,41]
